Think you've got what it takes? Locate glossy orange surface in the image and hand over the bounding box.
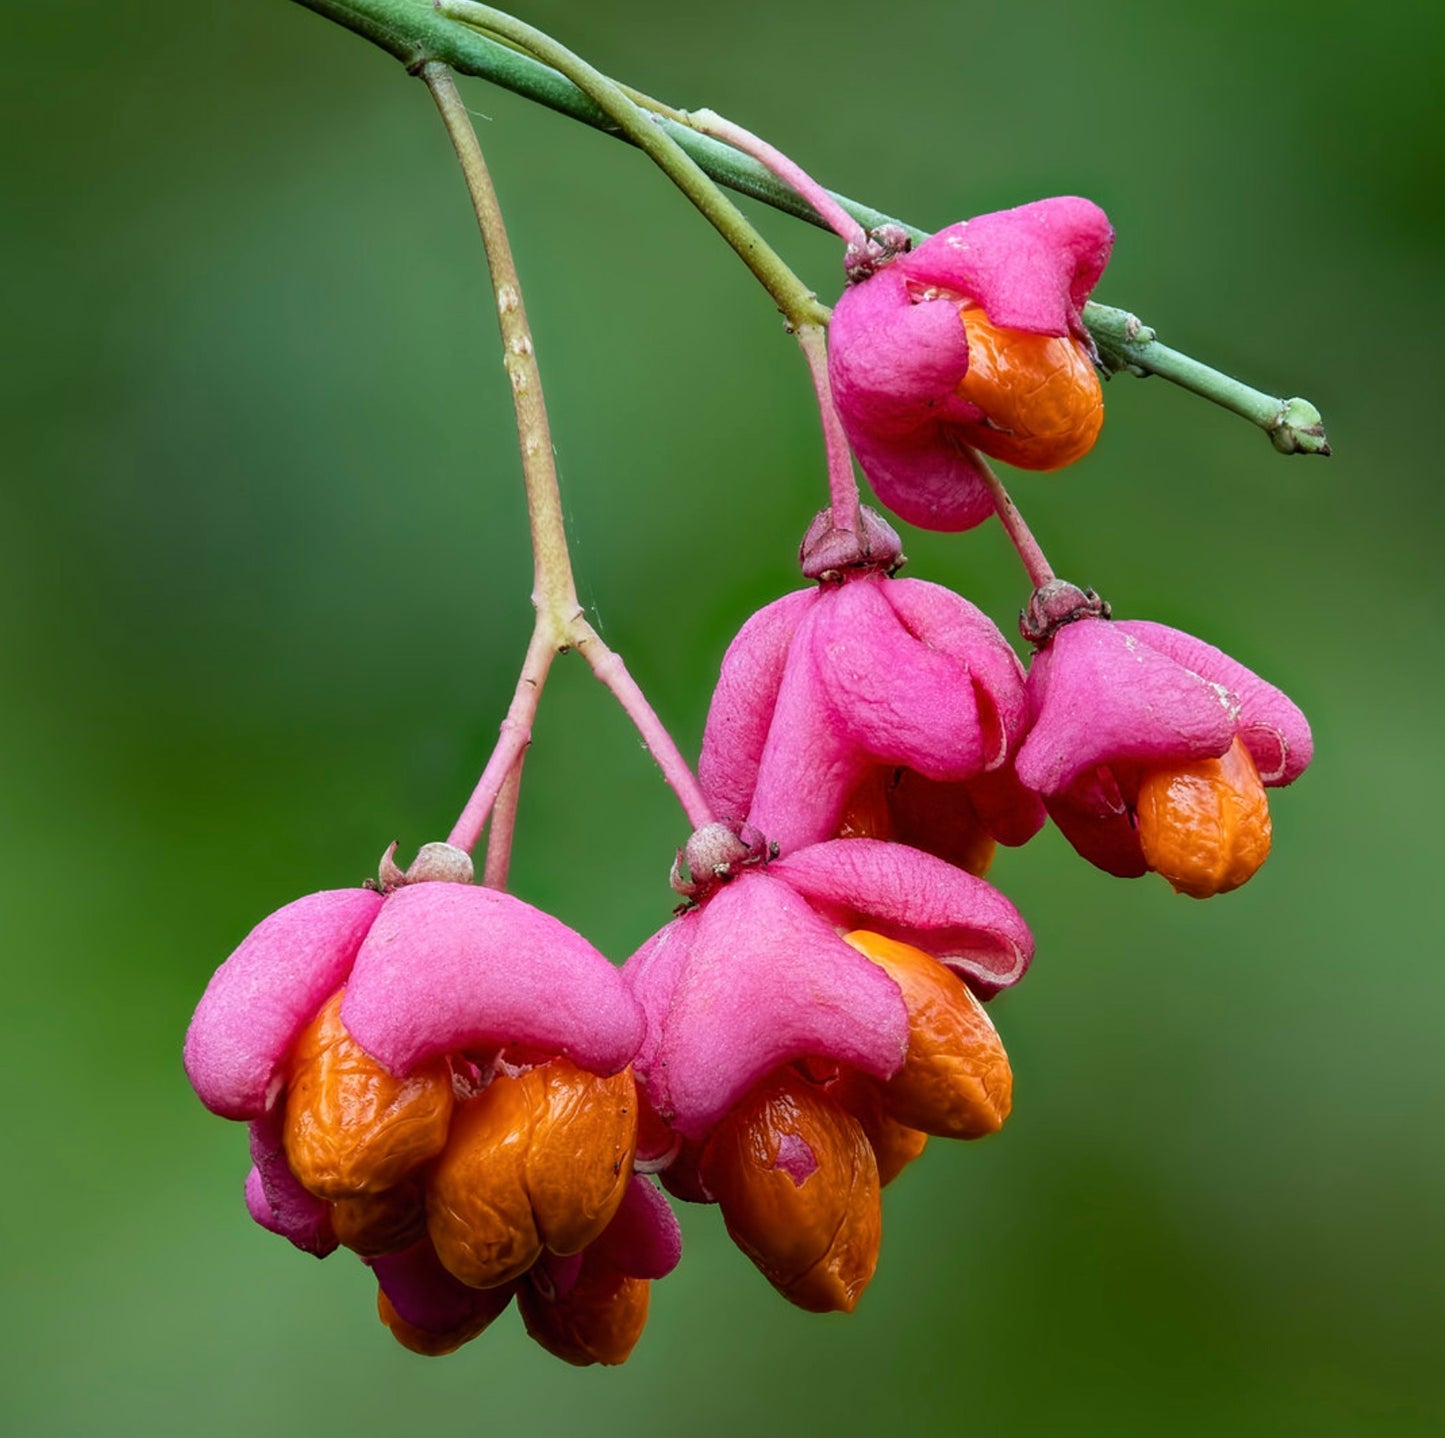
[700,1069,881,1313]
[844,930,1012,1139]
[427,1059,637,1290]
[330,1178,427,1257]
[518,1257,650,1367]
[954,305,1103,470]
[282,990,453,1201]
[828,1070,929,1187]
[375,1284,512,1357]
[1137,735,1273,898]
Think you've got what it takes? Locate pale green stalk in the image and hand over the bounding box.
[291,0,1329,455]
[423,63,712,856]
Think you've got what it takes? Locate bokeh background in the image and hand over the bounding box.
[5,1,1442,1433]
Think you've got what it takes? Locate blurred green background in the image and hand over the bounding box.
[5,1,1441,1433]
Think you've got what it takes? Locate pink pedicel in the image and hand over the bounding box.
[1015,606,1313,880]
[828,197,1114,531]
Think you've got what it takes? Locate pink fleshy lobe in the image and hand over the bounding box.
[1016,617,1240,797]
[827,197,1113,534]
[1041,767,1149,879]
[828,273,995,532]
[962,763,1049,849]
[1017,615,1312,878]
[184,888,383,1120]
[770,838,1034,997]
[702,573,1034,857]
[847,426,998,532]
[698,587,819,824]
[828,267,984,437]
[533,1250,586,1301]
[587,1176,683,1281]
[624,870,910,1139]
[623,910,700,1086]
[894,198,1114,340]
[247,1109,337,1257]
[1113,620,1313,785]
[341,882,644,1079]
[370,1238,511,1333]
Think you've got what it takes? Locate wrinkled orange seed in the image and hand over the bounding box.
[518,1256,650,1367]
[699,1069,881,1314]
[828,1069,929,1187]
[954,305,1103,470]
[331,1178,428,1257]
[427,1070,541,1289]
[283,989,454,1200]
[523,1062,638,1256]
[426,1059,637,1290]
[1136,735,1273,898]
[844,930,1012,1139]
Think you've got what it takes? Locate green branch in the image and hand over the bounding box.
[290,0,1329,457]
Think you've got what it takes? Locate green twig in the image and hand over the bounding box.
[1084,304,1330,455]
[289,0,1329,456]
[435,1,827,328]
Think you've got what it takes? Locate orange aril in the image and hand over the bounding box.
[375,1282,513,1357]
[283,989,453,1200]
[844,930,1012,1139]
[518,1255,651,1367]
[882,768,997,877]
[1136,735,1272,898]
[954,305,1103,470]
[699,1069,881,1313]
[828,1069,929,1187]
[838,766,996,878]
[427,1059,637,1290]
[331,1177,427,1257]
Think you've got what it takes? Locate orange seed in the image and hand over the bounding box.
[699,1069,881,1313]
[518,1256,650,1367]
[427,1059,637,1290]
[375,1283,512,1357]
[331,1177,428,1258]
[844,930,1012,1139]
[828,1069,929,1186]
[954,305,1103,470]
[283,989,453,1201]
[838,767,996,878]
[1136,735,1273,898]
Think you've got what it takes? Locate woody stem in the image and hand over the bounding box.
[425,62,712,849]
[976,459,1056,590]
